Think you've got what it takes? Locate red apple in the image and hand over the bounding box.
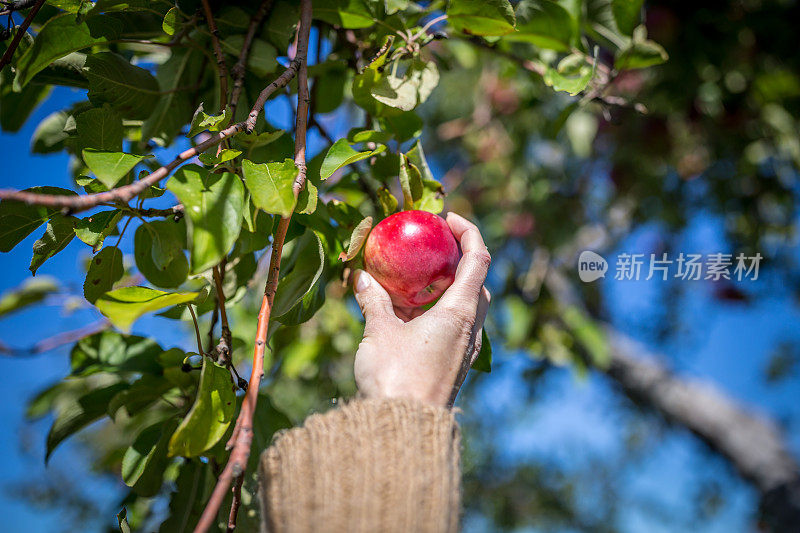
[364,210,460,309]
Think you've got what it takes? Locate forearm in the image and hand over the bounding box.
[259,397,461,533]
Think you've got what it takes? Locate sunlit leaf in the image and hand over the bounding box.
[447,0,516,36]
[166,165,244,273]
[82,149,149,189]
[242,158,298,218]
[338,216,372,261]
[320,138,385,180]
[168,357,235,457]
[74,209,122,250]
[96,287,199,332]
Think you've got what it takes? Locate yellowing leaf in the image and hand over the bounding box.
[95,287,198,332]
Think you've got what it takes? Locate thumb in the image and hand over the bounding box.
[353,269,396,332]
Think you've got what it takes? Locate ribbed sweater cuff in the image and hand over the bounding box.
[259,397,461,533]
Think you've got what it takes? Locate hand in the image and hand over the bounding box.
[352,212,491,408]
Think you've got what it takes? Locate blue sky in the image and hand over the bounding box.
[1,33,800,533]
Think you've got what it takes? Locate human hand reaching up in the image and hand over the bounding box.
[352,212,491,408]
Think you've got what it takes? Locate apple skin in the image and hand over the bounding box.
[364,210,460,309]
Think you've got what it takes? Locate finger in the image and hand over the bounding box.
[435,213,491,314]
[353,270,398,333]
[469,287,491,365]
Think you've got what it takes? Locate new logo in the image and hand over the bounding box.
[578,251,608,282]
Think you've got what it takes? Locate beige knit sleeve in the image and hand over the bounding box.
[258,397,461,533]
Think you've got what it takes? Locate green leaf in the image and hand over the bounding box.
[273,230,326,324]
[30,215,77,274]
[370,60,440,111]
[168,357,235,457]
[352,36,394,117]
[416,179,446,214]
[0,187,77,252]
[296,179,318,215]
[46,381,128,461]
[109,374,174,418]
[96,287,199,332]
[117,508,131,533]
[447,0,517,36]
[122,420,179,497]
[13,14,123,89]
[242,158,298,217]
[376,111,423,142]
[143,49,200,147]
[74,209,122,250]
[543,66,593,95]
[84,51,160,119]
[70,330,163,376]
[198,148,242,167]
[162,6,180,35]
[611,0,644,35]
[615,37,669,70]
[166,165,245,273]
[0,277,59,318]
[31,111,71,154]
[83,149,148,189]
[76,106,124,152]
[338,216,372,261]
[376,187,398,217]
[320,138,385,180]
[347,128,393,144]
[83,246,124,304]
[507,0,574,51]
[221,36,277,78]
[188,104,231,137]
[472,329,493,372]
[313,0,376,29]
[0,81,50,132]
[235,129,285,149]
[157,460,213,533]
[399,154,423,209]
[133,220,190,288]
[406,140,434,181]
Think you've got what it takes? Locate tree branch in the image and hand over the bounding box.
[201,0,229,113]
[0,123,242,213]
[0,0,44,70]
[212,263,232,364]
[192,1,312,531]
[245,57,303,133]
[229,0,274,119]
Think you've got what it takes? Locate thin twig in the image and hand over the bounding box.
[193,2,313,531]
[229,0,274,119]
[226,473,244,533]
[187,304,205,356]
[212,263,232,365]
[0,0,44,70]
[245,58,303,133]
[0,319,110,357]
[201,0,229,113]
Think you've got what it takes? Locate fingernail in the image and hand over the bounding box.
[355,270,370,293]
